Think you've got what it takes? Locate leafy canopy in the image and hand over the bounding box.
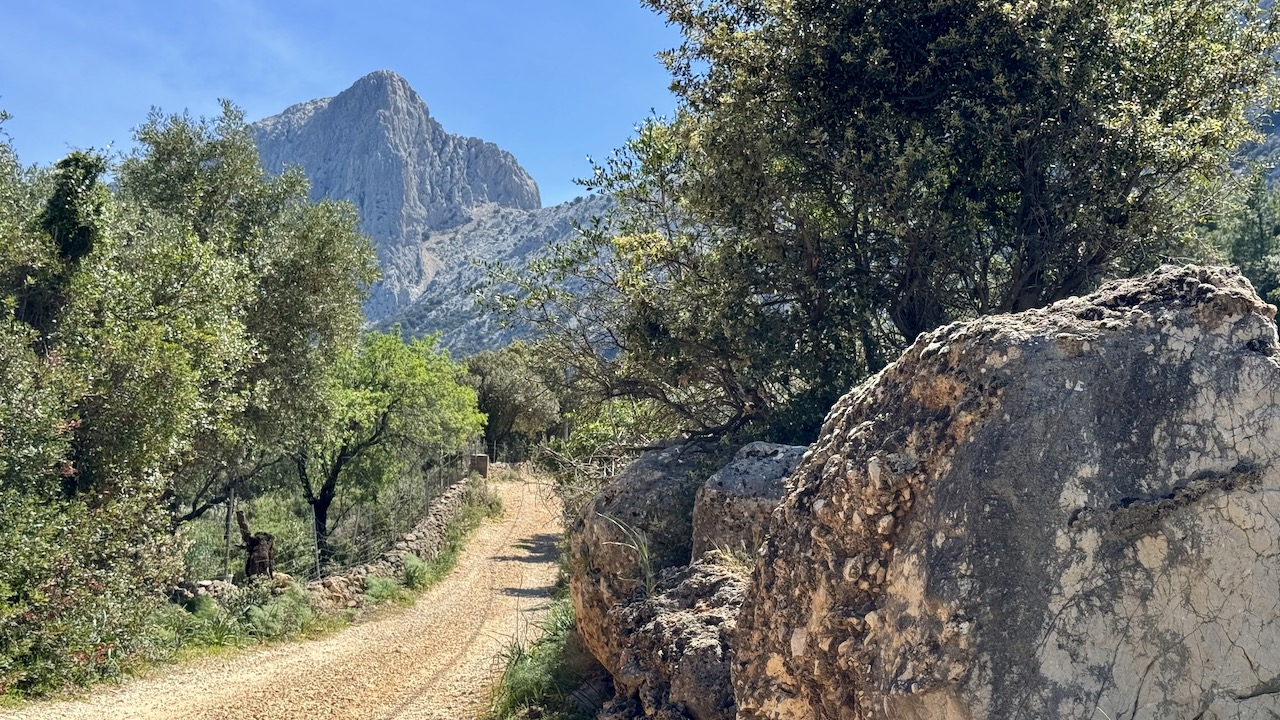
[509,0,1280,443]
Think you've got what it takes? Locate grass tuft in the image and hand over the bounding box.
[489,597,605,720]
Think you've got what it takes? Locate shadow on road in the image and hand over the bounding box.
[490,532,559,564]
[499,585,556,599]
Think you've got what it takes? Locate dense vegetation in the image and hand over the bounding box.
[506,0,1280,446]
[0,106,483,695]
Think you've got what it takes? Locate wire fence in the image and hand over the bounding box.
[182,444,483,585]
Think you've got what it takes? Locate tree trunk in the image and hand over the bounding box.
[312,495,332,567]
[236,509,274,578]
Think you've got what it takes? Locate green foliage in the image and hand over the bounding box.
[242,585,315,640]
[362,577,409,605]
[151,581,319,653]
[1202,171,1280,301]
[180,490,315,583]
[402,554,432,591]
[114,103,379,524]
[532,398,677,524]
[489,597,601,720]
[39,150,107,265]
[467,341,562,461]
[509,0,1280,442]
[599,514,657,598]
[292,330,485,565]
[0,102,375,696]
[0,132,184,697]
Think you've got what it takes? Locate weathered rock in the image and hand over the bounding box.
[690,442,805,559]
[600,558,746,720]
[569,442,732,676]
[733,266,1280,720]
[374,194,612,355]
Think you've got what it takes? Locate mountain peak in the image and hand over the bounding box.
[342,70,426,115]
[251,72,542,321]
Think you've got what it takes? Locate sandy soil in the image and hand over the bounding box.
[3,477,563,720]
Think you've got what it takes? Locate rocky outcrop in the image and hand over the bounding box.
[569,442,733,678]
[375,194,613,355]
[251,70,542,322]
[599,558,746,720]
[690,442,805,560]
[734,266,1280,720]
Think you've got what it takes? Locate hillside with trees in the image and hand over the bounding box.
[0,106,482,695]
[3,0,1280,707]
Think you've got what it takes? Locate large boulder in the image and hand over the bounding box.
[600,558,746,720]
[570,442,733,675]
[734,266,1280,720]
[691,442,806,559]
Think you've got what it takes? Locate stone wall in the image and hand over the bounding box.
[308,478,478,610]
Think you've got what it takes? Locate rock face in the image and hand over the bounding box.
[690,442,805,560]
[734,266,1280,720]
[570,443,733,679]
[600,558,746,720]
[253,70,576,328]
[375,194,612,355]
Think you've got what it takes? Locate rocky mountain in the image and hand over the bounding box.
[376,193,612,356]
[251,70,598,341]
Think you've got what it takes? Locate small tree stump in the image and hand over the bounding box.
[236,510,274,578]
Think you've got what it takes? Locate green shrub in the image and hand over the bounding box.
[244,586,315,640]
[490,598,602,720]
[464,474,505,519]
[363,576,407,605]
[145,579,318,660]
[402,554,431,591]
[0,487,180,697]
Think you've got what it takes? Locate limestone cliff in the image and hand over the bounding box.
[251,70,543,323]
[375,193,613,356]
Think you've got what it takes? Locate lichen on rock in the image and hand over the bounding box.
[691,442,806,560]
[733,265,1280,720]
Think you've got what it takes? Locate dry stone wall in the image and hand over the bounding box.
[308,478,477,610]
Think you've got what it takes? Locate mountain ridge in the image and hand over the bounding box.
[250,71,602,350]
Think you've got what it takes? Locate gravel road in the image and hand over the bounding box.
[5,477,563,720]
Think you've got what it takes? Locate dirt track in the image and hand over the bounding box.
[4,477,563,720]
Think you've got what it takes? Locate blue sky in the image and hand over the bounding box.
[0,1,683,207]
